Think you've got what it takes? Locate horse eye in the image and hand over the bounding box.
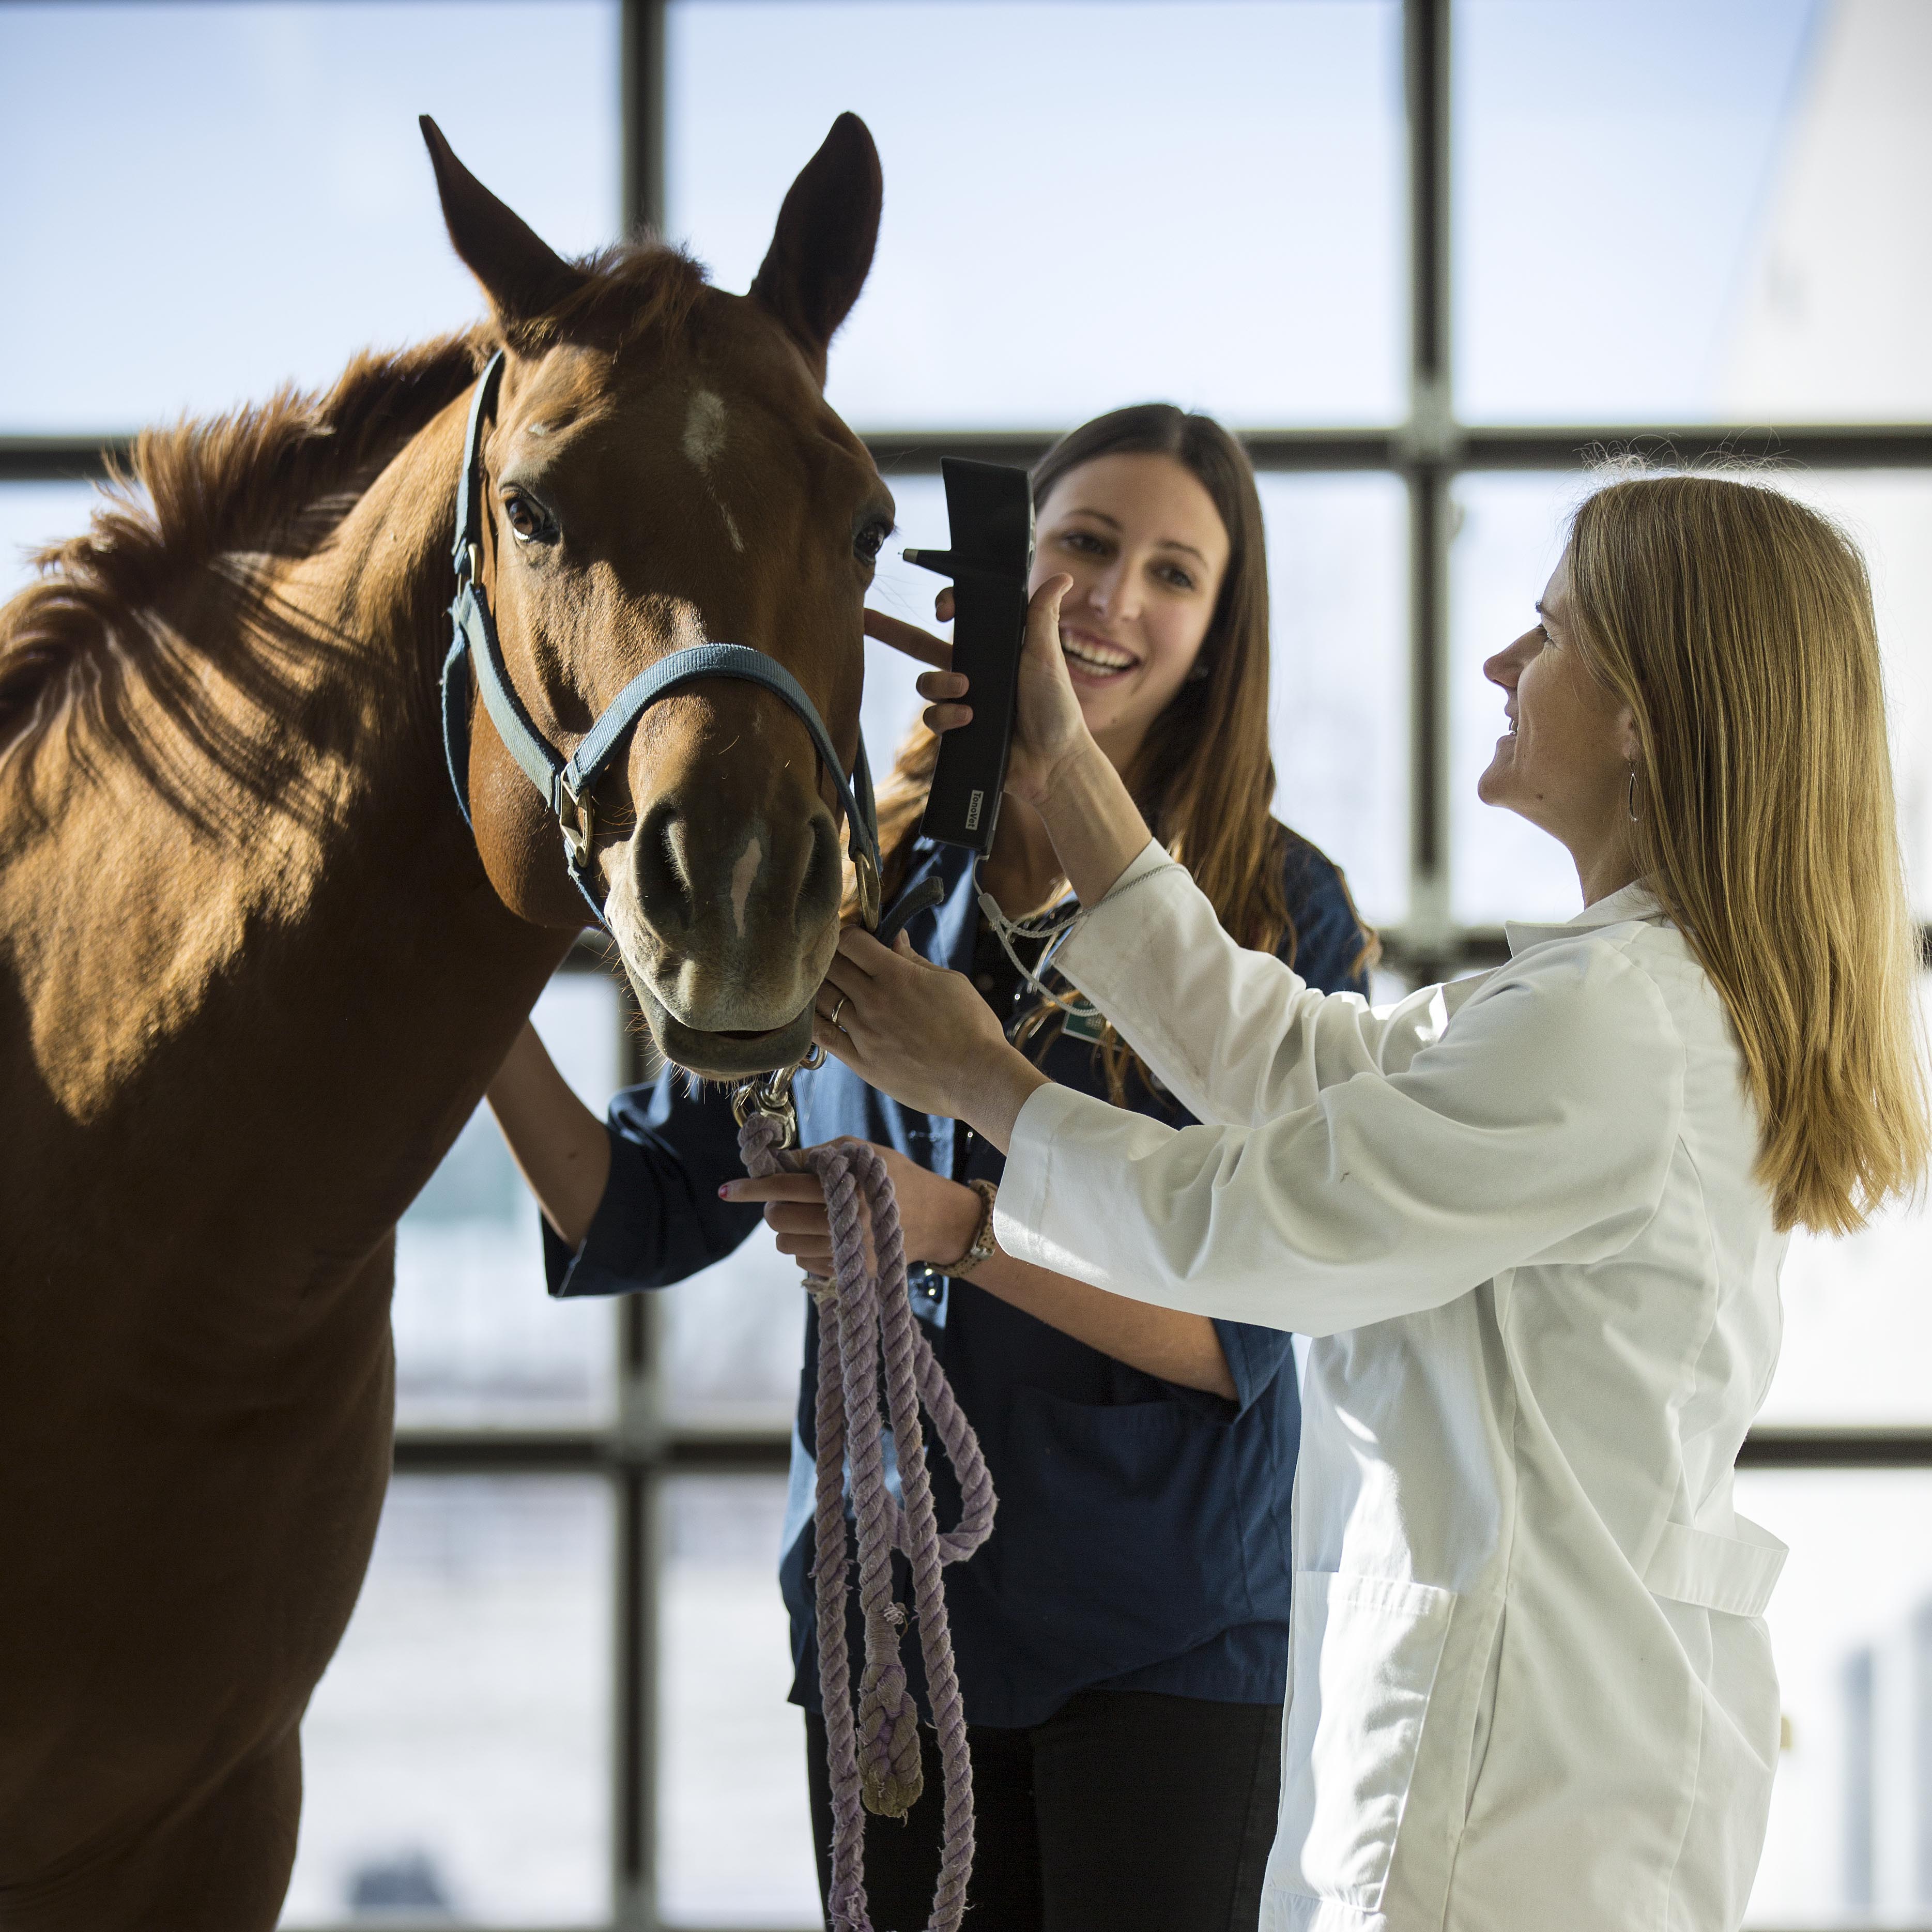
[854,518,891,564]
[502,490,554,544]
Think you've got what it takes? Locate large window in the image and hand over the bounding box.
[5,3,1928,1926]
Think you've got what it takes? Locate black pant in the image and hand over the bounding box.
[805,1689,1281,1932]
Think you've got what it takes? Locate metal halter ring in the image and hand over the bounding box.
[732,1066,800,1145]
[729,1044,825,1147]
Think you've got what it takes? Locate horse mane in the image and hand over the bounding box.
[0,241,708,801]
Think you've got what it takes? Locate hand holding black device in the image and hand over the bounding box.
[904,458,1035,853]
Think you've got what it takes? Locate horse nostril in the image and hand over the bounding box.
[636,798,694,936]
[795,812,840,931]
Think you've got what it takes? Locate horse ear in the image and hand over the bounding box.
[748,113,882,387]
[420,115,588,331]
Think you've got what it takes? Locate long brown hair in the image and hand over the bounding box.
[863,404,1370,1099]
[1567,473,1929,1234]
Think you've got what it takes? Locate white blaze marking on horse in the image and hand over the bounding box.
[683,389,727,467]
[682,388,745,554]
[730,833,763,937]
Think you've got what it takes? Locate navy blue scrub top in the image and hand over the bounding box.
[545,832,1370,1729]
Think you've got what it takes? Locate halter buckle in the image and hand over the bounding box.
[855,849,881,931]
[559,776,596,871]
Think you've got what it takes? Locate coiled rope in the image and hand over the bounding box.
[738,1110,997,1932]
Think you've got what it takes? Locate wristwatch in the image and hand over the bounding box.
[942,1179,999,1279]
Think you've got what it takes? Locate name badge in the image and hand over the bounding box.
[1057,1005,1109,1046]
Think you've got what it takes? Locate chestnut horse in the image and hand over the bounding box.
[0,115,892,1927]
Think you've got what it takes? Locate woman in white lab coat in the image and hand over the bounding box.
[800,474,1931,1931]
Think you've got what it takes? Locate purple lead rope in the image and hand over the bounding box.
[738,1114,996,1932]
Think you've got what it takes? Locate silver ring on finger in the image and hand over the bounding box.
[829,993,849,1033]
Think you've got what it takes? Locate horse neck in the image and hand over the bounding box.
[9,393,572,1254]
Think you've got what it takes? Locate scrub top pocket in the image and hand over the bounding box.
[989,1384,1256,1684]
[1276,1571,1458,1913]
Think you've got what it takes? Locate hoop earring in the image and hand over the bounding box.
[1627,763,1641,823]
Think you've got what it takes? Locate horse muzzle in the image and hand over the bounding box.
[606,794,841,1076]
[626,968,818,1080]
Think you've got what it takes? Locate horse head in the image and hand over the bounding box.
[422,114,892,1079]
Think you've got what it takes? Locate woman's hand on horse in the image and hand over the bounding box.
[866,576,1097,812]
[809,928,1052,1153]
[720,1140,984,1271]
[860,586,960,669]
[863,606,952,670]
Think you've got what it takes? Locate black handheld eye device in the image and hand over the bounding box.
[904,457,1036,854]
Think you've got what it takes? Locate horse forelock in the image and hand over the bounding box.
[511,238,709,355]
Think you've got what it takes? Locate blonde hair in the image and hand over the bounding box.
[1566,472,1929,1235]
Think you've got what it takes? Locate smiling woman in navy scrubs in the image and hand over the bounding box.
[488,405,1373,1932]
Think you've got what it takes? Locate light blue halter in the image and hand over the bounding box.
[439,351,884,932]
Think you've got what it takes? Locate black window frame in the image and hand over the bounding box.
[5,3,1928,1925]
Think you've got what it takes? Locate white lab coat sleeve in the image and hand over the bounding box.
[1056,841,1477,1128]
[995,933,1685,1337]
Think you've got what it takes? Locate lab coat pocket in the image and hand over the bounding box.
[1279,1570,1458,1912]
